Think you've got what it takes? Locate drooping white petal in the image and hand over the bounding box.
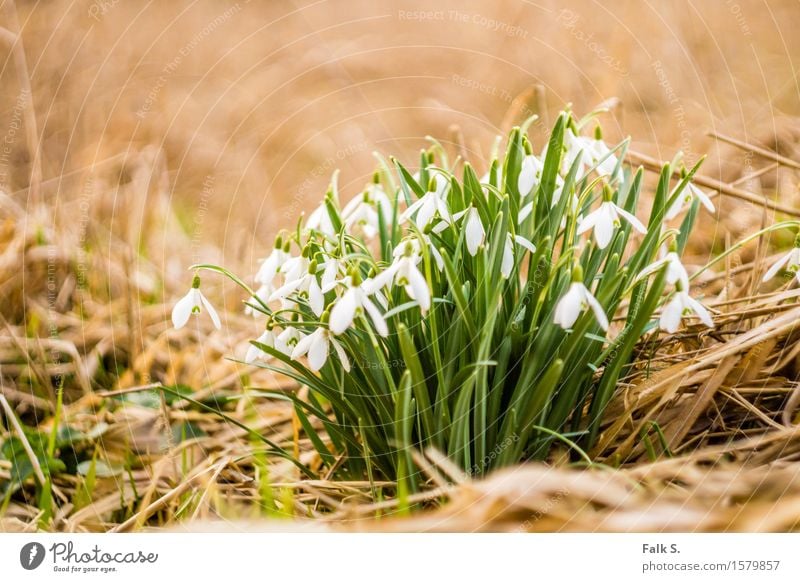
[518,201,533,223]
[171,290,197,329]
[199,292,222,330]
[247,330,274,364]
[307,332,329,371]
[689,183,715,213]
[576,209,601,236]
[501,237,514,278]
[400,198,425,224]
[593,204,617,249]
[464,208,485,256]
[330,288,358,335]
[685,295,714,328]
[582,287,609,331]
[308,279,324,316]
[407,262,431,312]
[514,235,537,254]
[330,338,351,372]
[762,250,793,282]
[614,205,647,234]
[361,295,389,337]
[659,294,684,333]
[291,331,316,360]
[553,283,585,329]
[517,155,542,196]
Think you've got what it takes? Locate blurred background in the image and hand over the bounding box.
[3,0,799,253]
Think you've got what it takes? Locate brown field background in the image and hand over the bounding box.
[2,0,800,531]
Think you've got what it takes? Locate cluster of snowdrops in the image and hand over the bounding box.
[170,111,800,485]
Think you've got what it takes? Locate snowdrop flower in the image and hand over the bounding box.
[330,272,389,337]
[553,266,609,331]
[588,138,618,177]
[638,240,689,288]
[435,206,485,256]
[274,325,304,356]
[665,182,715,221]
[280,253,310,287]
[269,260,324,316]
[577,186,646,249]
[400,172,451,229]
[255,237,289,288]
[501,234,537,278]
[306,199,337,236]
[517,154,544,197]
[245,325,278,364]
[291,312,350,372]
[342,180,392,240]
[367,240,431,312]
[762,237,800,284]
[320,254,345,292]
[172,275,221,330]
[659,282,714,333]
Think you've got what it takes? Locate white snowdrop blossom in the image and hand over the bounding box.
[577,189,647,249]
[638,243,689,288]
[172,275,221,330]
[306,200,337,236]
[659,286,714,333]
[436,206,485,256]
[329,275,389,337]
[291,315,350,372]
[665,182,715,221]
[269,260,324,316]
[553,268,609,331]
[245,327,278,364]
[275,326,304,356]
[587,138,618,177]
[255,242,289,288]
[501,234,537,278]
[342,183,392,240]
[367,241,431,312]
[517,154,544,197]
[401,171,451,229]
[762,245,800,284]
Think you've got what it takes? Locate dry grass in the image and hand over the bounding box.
[2,0,800,532]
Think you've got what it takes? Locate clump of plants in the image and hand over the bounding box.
[172,110,791,491]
